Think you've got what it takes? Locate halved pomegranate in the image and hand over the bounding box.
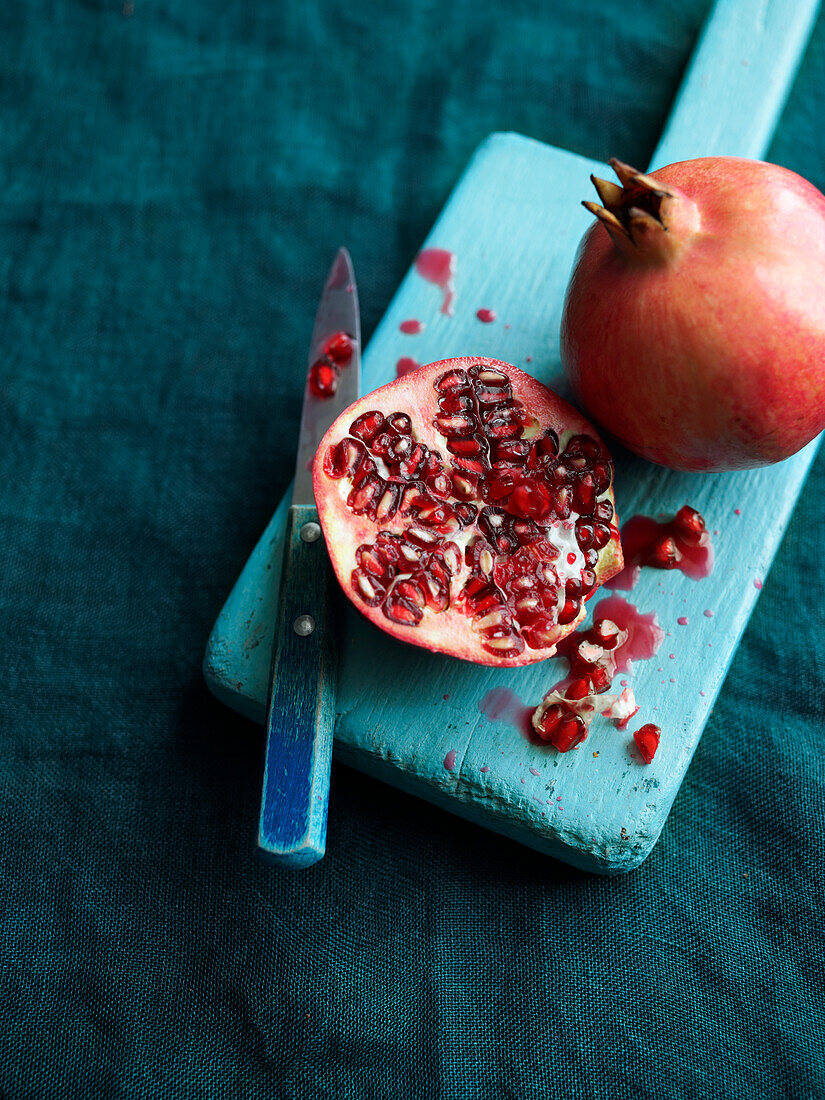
[312,357,623,666]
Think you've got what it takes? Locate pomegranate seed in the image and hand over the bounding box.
[564,435,601,463]
[643,534,682,569]
[407,525,440,547]
[388,435,413,461]
[436,414,475,436]
[588,663,612,694]
[323,331,354,366]
[558,597,581,625]
[580,568,598,594]
[565,577,583,598]
[323,438,365,479]
[592,522,612,549]
[351,568,386,606]
[591,618,620,649]
[438,394,472,414]
[633,724,661,764]
[383,590,423,626]
[481,628,525,658]
[356,544,395,582]
[576,521,595,549]
[573,475,596,515]
[537,429,559,458]
[591,460,612,493]
[509,481,552,523]
[399,444,428,479]
[483,416,522,441]
[476,387,512,406]
[451,473,479,499]
[550,486,571,520]
[308,359,340,397]
[349,410,385,443]
[594,499,614,523]
[472,367,508,385]
[388,412,412,435]
[447,435,484,458]
[673,505,706,544]
[451,456,487,476]
[434,368,470,392]
[492,439,529,464]
[584,548,599,568]
[536,703,586,751]
[454,502,478,526]
[565,678,591,700]
[351,455,377,489]
[347,474,383,516]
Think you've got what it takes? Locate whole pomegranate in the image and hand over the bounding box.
[313,357,623,666]
[561,157,825,471]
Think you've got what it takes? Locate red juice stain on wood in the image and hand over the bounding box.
[415,247,456,315]
[396,356,421,378]
[399,318,424,334]
[607,507,714,590]
[443,749,457,772]
[677,616,689,625]
[590,594,665,672]
[479,687,534,741]
[476,308,496,323]
[754,578,763,589]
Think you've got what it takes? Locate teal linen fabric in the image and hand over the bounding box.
[2,2,824,1096]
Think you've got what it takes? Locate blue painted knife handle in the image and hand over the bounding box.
[258,502,337,868]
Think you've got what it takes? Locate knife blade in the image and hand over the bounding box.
[257,248,360,867]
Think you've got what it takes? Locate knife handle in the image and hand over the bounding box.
[258,503,337,868]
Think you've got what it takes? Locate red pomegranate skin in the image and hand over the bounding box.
[312,357,623,667]
[561,157,825,471]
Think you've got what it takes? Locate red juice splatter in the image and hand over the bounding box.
[415,247,456,315]
[677,616,689,626]
[480,765,490,773]
[608,509,714,590]
[396,356,420,378]
[754,578,763,589]
[479,687,534,741]
[476,308,496,323]
[704,609,714,618]
[589,594,665,672]
[734,508,741,515]
[443,749,457,772]
[399,318,424,334]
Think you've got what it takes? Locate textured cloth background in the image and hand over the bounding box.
[1,1,824,1097]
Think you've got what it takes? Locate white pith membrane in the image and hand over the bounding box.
[313,358,623,668]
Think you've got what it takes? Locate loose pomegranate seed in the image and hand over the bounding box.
[308,359,340,397]
[536,703,587,752]
[633,724,661,764]
[643,534,682,569]
[323,331,355,366]
[673,504,707,544]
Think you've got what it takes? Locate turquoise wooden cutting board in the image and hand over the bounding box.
[204,0,821,873]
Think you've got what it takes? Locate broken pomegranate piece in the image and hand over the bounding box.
[633,724,661,764]
[313,357,623,666]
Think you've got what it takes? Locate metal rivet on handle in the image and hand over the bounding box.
[293,614,316,636]
[300,522,322,543]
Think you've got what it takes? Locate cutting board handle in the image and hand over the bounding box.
[650,0,820,169]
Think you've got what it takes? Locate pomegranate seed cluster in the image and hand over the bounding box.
[533,617,637,752]
[322,364,617,659]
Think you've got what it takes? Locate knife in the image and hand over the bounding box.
[257,248,361,867]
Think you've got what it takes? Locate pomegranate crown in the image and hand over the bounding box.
[583,158,697,261]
